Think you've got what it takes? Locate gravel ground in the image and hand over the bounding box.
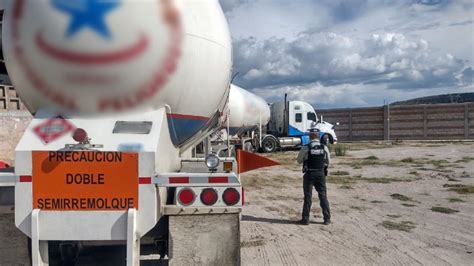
[240,142,474,265]
[1,142,472,265]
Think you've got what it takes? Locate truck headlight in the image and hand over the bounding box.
[205,154,220,170]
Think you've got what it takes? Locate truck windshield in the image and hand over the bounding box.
[307,112,316,122]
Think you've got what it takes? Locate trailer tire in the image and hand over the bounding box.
[262,136,278,153]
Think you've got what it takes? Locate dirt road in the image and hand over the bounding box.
[240,142,474,265]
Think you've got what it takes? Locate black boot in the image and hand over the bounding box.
[299,219,309,225]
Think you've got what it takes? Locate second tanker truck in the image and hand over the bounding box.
[224,85,338,154]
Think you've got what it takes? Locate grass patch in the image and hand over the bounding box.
[443,184,474,194]
[350,206,366,211]
[343,158,381,169]
[332,170,350,176]
[416,167,431,171]
[401,203,417,207]
[340,185,353,189]
[370,200,386,204]
[329,175,413,185]
[424,159,458,170]
[390,193,413,202]
[381,220,416,232]
[342,156,430,169]
[447,198,465,203]
[360,177,411,184]
[327,175,355,185]
[364,155,379,160]
[431,206,459,214]
[400,157,415,163]
[334,144,348,156]
[455,156,474,163]
[431,168,455,173]
[460,172,471,178]
[387,214,401,218]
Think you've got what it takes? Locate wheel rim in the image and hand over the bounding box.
[264,140,275,151]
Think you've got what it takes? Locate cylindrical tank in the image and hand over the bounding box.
[278,137,301,147]
[228,85,270,136]
[2,0,231,146]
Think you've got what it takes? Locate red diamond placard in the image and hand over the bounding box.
[33,117,75,144]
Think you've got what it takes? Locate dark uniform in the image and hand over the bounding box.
[301,142,331,224]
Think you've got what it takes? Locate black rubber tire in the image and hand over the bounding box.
[262,137,278,153]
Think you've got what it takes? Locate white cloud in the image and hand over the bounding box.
[233,32,466,91]
[223,0,473,108]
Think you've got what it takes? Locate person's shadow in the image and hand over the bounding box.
[242,215,296,224]
[242,215,325,225]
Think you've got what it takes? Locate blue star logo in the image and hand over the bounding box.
[51,0,121,39]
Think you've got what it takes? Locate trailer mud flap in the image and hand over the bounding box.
[168,214,240,265]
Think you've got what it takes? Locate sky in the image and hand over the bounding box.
[220,0,474,108]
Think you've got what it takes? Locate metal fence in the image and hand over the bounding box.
[319,103,474,141]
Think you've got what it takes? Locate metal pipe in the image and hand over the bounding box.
[227,108,231,157]
[181,158,235,162]
[259,114,262,147]
[284,93,288,135]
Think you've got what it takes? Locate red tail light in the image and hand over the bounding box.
[178,188,195,206]
[200,188,218,206]
[222,188,240,206]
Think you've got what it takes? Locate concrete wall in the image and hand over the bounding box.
[0,111,32,165]
[319,102,474,142]
[1,85,26,111]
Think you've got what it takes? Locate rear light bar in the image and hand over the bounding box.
[174,186,242,207]
[155,173,239,187]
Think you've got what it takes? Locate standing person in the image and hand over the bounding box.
[297,129,331,225]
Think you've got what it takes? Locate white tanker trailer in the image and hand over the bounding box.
[228,84,271,136]
[0,0,241,265]
[222,86,338,153]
